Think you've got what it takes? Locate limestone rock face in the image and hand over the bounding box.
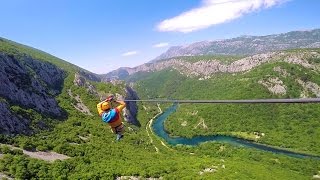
[74,72,86,87]
[123,86,140,126]
[73,72,99,96]
[0,53,66,134]
[0,102,31,134]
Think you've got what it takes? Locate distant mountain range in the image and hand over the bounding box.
[104,29,320,80]
[153,29,320,61]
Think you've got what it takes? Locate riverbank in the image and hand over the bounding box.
[145,103,162,152]
[151,104,320,159]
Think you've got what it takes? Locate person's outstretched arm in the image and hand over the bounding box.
[97,100,105,116]
[116,100,126,111]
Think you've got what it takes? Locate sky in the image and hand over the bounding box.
[0,0,319,74]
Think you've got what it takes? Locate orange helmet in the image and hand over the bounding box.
[101,102,111,111]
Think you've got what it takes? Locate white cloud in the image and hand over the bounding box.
[157,0,289,33]
[121,51,138,56]
[153,42,169,48]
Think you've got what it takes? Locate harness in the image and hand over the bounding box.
[113,123,125,133]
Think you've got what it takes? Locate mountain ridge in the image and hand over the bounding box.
[104,28,320,80]
[104,49,320,82]
[153,29,320,61]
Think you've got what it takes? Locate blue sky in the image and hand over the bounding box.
[0,0,319,74]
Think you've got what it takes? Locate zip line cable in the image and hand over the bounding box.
[124,98,320,104]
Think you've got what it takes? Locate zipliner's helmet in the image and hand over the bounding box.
[101,102,111,111]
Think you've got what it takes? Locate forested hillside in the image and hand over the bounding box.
[134,49,320,154]
[0,38,320,179]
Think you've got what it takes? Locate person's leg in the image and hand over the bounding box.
[116,133,123,141]
[115,124,125,141]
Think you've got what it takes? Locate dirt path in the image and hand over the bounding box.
[22,150,70,162]
[146,104,162,152]
[0,144,70,162]
[0,172,14,180]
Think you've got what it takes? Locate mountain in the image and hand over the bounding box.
[105,29,320,80]
[153,29,320,61]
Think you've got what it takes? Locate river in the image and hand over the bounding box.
[152,103,319,159]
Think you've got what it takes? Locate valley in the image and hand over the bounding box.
[1,31,320,179]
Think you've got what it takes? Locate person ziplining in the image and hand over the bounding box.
[97,95,126,141]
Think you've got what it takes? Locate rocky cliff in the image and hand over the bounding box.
[0,53,66,134]
[0,101,31,134]
[124,85,140,126]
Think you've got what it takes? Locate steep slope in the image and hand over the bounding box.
[0,37,102,134]
[0,53,65,134]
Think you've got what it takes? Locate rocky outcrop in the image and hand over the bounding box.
[273,66,289,77]
[0,53,65,117]
[0,101,31,134]
[67,89,93,116]
[258,77,287,95]
[123,86,140,126]
[296,79,320,97]
[0,53,66,134]
[71,72,102,115]
[74,72,98,96]
[74,72,87,86]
